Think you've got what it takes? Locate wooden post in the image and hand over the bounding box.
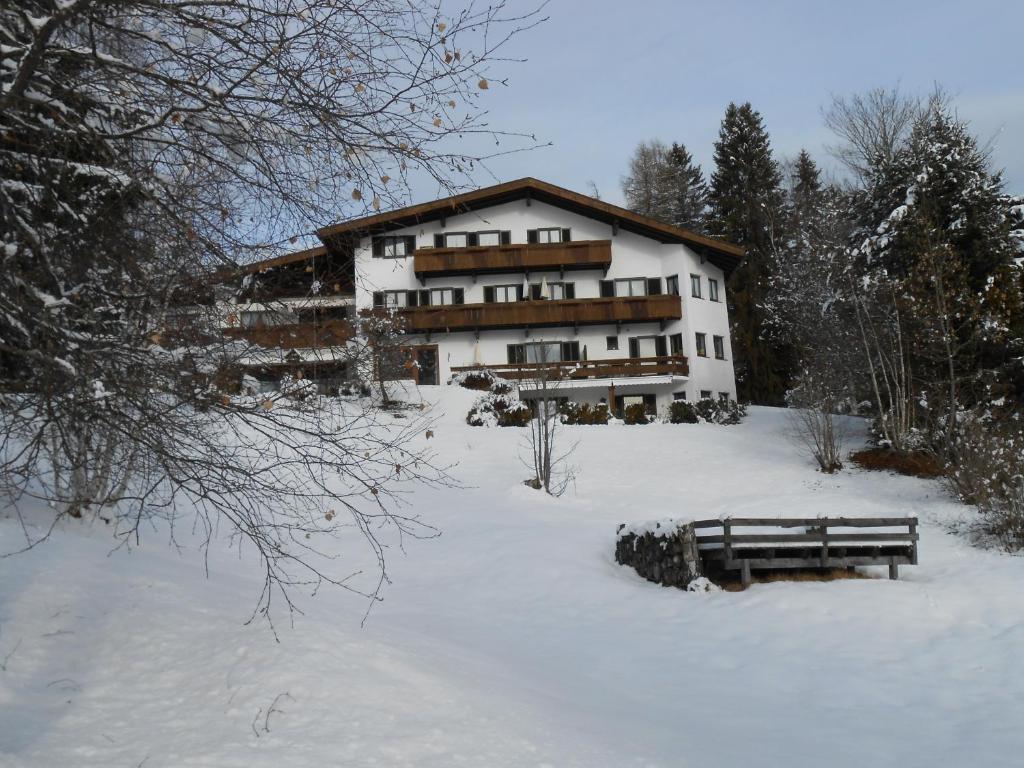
[888,557,899,580]
[723,520,733,568]
[910,518,919,565]
[820,521,829,568]
[740,559,752,589]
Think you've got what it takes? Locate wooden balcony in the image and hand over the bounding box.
[413,240,612,279]
[401,294,681,333]
[223,319,353,349]
[451,354,689,381]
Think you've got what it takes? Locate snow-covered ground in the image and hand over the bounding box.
[2,386,1023,767]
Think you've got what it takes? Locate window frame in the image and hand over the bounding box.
[488,284,522,303]
[475,230,502,247]
[606,335,619,351]
[669,333,683,354]
[695,332,708,357]
[614,277,648,297]
[690,274,702,299]
[713,335,726,360]
[535,227,564,244]
[708,278,720,302]
[700,389,713,400]
[666,274,680,296]
[382,290,409,308]
[372,235,414,259]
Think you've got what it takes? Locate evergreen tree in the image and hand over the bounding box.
[662,142,708,231]
[706,102,791,405]
[853,103,1024,415]
[622,140,707,231]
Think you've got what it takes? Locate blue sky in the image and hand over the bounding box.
[456,0,1024,205]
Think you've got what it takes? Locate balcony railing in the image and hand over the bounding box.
[223,319,353,349]
[401,294,681,333]
[413,240,612,278]
[451,355,689,381]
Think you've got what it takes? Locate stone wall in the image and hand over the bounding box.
[615,520,703,589]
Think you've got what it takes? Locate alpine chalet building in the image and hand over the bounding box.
[229,178,744,414]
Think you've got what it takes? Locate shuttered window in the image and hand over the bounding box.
[372,235,415,258]
[487,284,522,303]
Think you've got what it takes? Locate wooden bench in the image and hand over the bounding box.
[691,517,919,587]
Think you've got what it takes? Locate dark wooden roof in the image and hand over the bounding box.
[317,177,745,274]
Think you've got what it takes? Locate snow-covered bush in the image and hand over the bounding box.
[559,402,609,425]
[668,398,746,425]
[466,390,532,427]
[622,403,651,425]
[450,368,504,392]
[668,401,699,424]
[945,411,1024,550]
[278,374,317,401]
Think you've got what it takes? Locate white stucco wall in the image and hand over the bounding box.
[352,198,738,405]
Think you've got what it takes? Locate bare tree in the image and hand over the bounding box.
[824,86,923,182]
[519,343,576,496]
[0,0,542,621]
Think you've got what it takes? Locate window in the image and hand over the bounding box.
[690,274,702,298]
[430,288,464,306]
[673,391,688,401]
[372,235,415,258]
[486,284,522,303]
[606,336,619,351]
[443,232,468,248]
[507,342,580,364]
[719,392,730,403]
[628,335,668,358]
[239,310,291,328]
[713,335,725,360]
[666,274,680,296]
[708,278,720,302]
[614,393,657,417]
[700,390,712,400]
[371,290,410,308]
[669,333,683,354]
[527,227,571,244]
[695,332,707,357]
[529,281,575,300]
[615,277,648,297]
[476,230,501,246]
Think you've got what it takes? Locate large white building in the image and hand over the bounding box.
[229,178,744,415]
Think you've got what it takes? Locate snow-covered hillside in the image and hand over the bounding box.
[2,386,1022,767]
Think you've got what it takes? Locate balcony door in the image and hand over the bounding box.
[628,335,668,358]
[410,345,439,385]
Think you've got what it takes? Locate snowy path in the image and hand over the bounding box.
[2,394,1022,766]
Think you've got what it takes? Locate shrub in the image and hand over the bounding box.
[667,397,746,425]
[466,387,532,427]
[449,367,501,391]
[850,447,945,478]
[622,403,650,425]
[560,401,610,425]
[944,412,1024,550]
[668,400,699,424]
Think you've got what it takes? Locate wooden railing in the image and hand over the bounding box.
[401,294,681,332]
[692,517,919,585]
[413,240,612,278]
[452,355,688,381]
[223,319,353,349]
